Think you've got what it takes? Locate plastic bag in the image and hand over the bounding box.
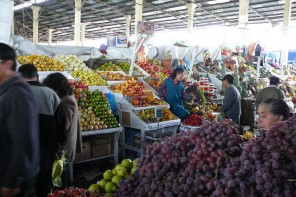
[52,159,64,187]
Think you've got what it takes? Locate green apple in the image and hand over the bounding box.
[97,179,109,189]
[103,170,113,180]
[111,175,123,187]
[88,184,99,192]
[121,159,132,169]
[105,182,117,193]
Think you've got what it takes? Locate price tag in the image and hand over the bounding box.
[155,108,163,119]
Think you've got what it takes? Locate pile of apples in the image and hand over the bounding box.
[89,159,138,195]
[97,62,121,71]
[47,187,101,197]
[55,54,91,72]
[110,79,152,97]
[162,68,173,77]
[100,72,136,81]
[146,78,163,91]
[17,54,66,71]
[71,71,108,86]
[130,96,166,107]
[137,61,159,78]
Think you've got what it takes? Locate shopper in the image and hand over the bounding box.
[222,74,241,124]
[158,67,192,120]
[255,76,284,109]
[0,43,39,197]
[257,99,290,130]
[43,73,82,187]
[18,64,67,197]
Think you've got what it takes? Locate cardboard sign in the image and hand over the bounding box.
[137,21,155,35]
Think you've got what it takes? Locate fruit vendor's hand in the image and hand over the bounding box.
[0,187,20,197]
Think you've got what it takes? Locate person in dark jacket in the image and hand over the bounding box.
[0,43,40,197]
[43,73,82,187]
[255,76,284,109]
[18,64,67,197]
[222,74,241,124]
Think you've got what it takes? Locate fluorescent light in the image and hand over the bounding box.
[207,0,231,5]
[14,0,48,11]
[278,0,295,4]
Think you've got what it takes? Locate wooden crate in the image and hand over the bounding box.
[91,134,112,158]
[74,141,91,162]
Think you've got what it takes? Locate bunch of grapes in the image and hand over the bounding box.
[118,119,243,196]
[213,114,296,196]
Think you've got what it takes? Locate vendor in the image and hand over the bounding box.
[158,67,192,120]
[257,99,290,130]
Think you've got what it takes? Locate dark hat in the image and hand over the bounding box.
[269,76,280,85]
[222,74,234,84]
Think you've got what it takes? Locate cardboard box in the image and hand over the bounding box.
[92,134,112,158]
[74,141,91,162]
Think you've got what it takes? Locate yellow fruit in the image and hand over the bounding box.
[88,184,99,192]
[103,170,114,180]
[97,179,109,189]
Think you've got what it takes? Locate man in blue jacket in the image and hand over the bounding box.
[222,74,241,125]
[0,43,40,197]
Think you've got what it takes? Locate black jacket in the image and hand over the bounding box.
[28,81,67,161]
[0,75,40,188]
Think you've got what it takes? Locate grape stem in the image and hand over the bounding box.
[288,179,296,182]
[210,156,221,182]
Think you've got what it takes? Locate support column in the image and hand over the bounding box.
[31,6,41,44]
[80,23,87,46]
[74,0,82,46]
[125,15,131,39]
[185,3,197,34]
[282,0,291,66]
[135,0,143,35]
[48,28,54,45]
[238,0,249,44]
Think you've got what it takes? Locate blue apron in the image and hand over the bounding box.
[164,78,190,120]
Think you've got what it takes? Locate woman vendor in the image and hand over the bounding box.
[257,99,290,130]
[158,67,192,120]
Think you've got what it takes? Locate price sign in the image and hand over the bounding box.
[137,21,155,36]
[155,108,163,119]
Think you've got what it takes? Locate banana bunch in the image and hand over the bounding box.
[243,131,256,140]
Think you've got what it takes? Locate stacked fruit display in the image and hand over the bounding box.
[138,108,177,123]
[17,54,66,71]
[145,78,163,92]
[182,114,204,126]
[110,79,152,97]
[55,54,91,72]
[76,89,119,131]
[97,62,121,71]
[117,119,243,196]
[47,187,102,197]
[90,159,137,196]
[119,114,296,196]
[70,80,88,90]
[130,96,167,108]
[71,71,108,86]
[137,61,160,78]
[99,72,136,81]
[162,68,173,77]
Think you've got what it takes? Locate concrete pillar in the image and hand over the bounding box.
[11,8,14,35]
[31,6,41,44]
[80,23,87,46]
[125,15,132,39]
[74,0,82,46]
[185,3,197,34]
[238,0,249,44]
[282,0,291,65]
[135,0,143,35]
[48,28,54,45]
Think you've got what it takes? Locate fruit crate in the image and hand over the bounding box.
[121,110,180,131]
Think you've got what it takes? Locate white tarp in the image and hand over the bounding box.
[0,0,13,45]
[11,35,103,59]
[106,46,134,60]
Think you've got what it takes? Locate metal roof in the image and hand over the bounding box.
[13,0,296,42]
